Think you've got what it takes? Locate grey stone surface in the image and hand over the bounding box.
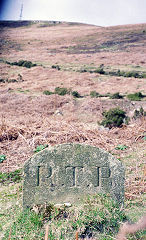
[23,143,125,208]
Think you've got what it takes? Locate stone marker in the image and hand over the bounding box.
[23,143,125,208]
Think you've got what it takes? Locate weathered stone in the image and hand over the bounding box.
[23,143,125,208]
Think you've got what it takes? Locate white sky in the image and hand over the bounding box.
[0,0,146,26]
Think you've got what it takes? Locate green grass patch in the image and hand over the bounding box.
[127,92,145,101]
[3,209,44,240]
[0,154,6,163]
[115,145,128,151]
[34,144,48,153]
[0,169,22,184]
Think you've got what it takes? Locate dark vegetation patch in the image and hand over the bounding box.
[0,78,18,83]
[100,31,146,49]
[71,91,81,98]
[54,87,69,96]
[49,63,146,78]
[109,92,123,99]
[108,69,146,78]
[90,91,110,98]
[43,87,145,103]
[6,60,37,68]
[0,125,24,142]
[43,90,54,95]
[100,108,128,129]
[43,87,82,97]
[78,66,146,78]
[38,21,61,27]
[0,21,34,28]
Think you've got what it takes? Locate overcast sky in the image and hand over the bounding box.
[0,0,146,26]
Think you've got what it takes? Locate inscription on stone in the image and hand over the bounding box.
[23,144,125,208]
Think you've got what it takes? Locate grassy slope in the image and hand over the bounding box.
[0,21,146,239]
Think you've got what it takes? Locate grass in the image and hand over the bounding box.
[1,192,127,240]
[0,154,6,163]
[127,92,145,101]
[0,169,22,184]
[0,141,145,240]
[1,186,145,240]
[115,145,128,151]
[3,209,44,240]
[34,144,48,153]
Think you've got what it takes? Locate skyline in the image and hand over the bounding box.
[0,0,146,27]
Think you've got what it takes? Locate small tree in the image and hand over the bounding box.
[100,108,127,128]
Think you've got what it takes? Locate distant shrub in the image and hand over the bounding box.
[90,91,99,98]
[94,67,105,74]
[109,70,145,78]
[55,87,68,96]
[52,65,60,70]
[43,90,54,95]
[110,92,123,99]
[100,108,126,128]
[6,60,37,68]
[127,92,144,101]
[22,61,36,68]
[71,91,81,98]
